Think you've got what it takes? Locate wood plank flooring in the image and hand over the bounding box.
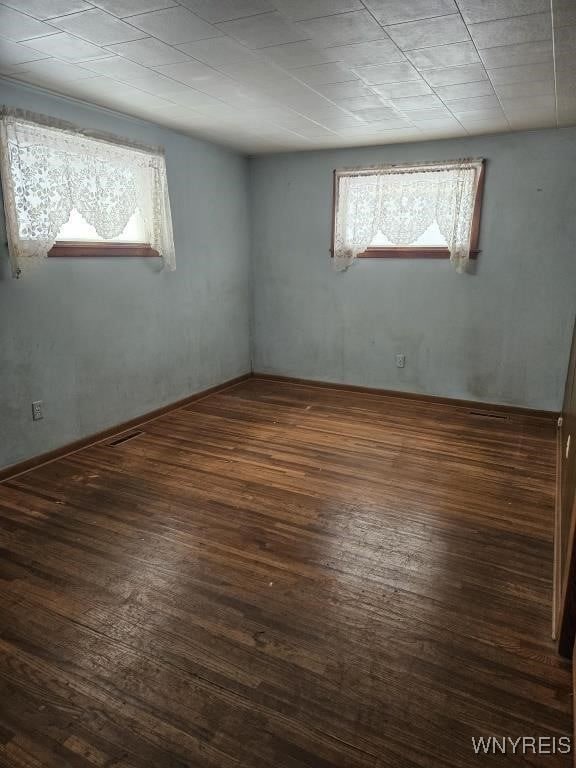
[0,378,571,768]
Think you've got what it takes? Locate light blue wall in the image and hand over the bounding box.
[0,80,251,470]
[2,82,574,472]
[250,129,576,411]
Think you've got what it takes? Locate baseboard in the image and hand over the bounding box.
[252,372,558,423]
[0,373,251,483]
[2,371,557,484]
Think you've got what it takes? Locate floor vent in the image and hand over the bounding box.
[468,410,510,421]
[107,430,144,447]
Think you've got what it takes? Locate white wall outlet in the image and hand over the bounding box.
[395,353,406,368]
[32,400,43,421]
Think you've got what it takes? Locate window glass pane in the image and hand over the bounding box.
[56,208,146,242]
[369,220,448,248]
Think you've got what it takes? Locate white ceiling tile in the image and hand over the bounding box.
[422,63,488,85]
[217,12,307,48]
[296,11,388,46]
[447,94,502,113]
[154,59,232,88]
[210,57,295,83]
[464,125,509,135]
[494,79,555,98]
[455,109,505,123]
[82,54,150,78]
[371,79,431,97]
[459,114,509,128]
[418,125,467,137]
[245,106,328,131]
[0,38,50,69]
[0,5,58,40]
[433,80,495,99]
[197,83,274,108]
[386,15,470,51]
[401,107,450,119]
[351,108,404,122]
[91,0,178,16]
[407,41,480,68]
[342,118,413,131]
[336,94,386,109]
[163,88,227,109]
[507,115,556,128]
[260,40,341,67]
[457,0,548,24]
[363,0,457,25]
[293,62,357,85]
[478,39,552,68]
[326,39,405,66]
[1,0,91,18]
[389,93,445,110]
[354,61,421,83]
[176,36,257,66]
[500,92,556,110]
[349,127,425,141]
[10,58,96,82]
[127,7,221,44]
[179,0,275,23]
[27,32,111,61]
[107,37,190,64]
[116,70,197,96]
[411,116,462,129]
[317,114,364,128]
[315,81,374,98]
[0,0,566,150]
[447,104,505,119]
[468,12,551,49]
[51,9,147,45]
[487,61,553,83]
[273,0,362,21]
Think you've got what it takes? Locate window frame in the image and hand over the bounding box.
[48,241,159,259]
[330,159,485,261]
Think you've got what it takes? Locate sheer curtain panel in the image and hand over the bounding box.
[333,159,484,273]
[0,108,176,277]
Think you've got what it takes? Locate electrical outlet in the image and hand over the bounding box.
[32,400,43,421]
[395,353,406,368]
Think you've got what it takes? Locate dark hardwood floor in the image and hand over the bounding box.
[0,378,571,767]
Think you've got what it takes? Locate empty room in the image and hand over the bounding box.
[1,0,576,766]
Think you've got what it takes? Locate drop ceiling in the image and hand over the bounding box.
[0,0,574,153]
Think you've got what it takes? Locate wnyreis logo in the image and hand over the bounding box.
[471,736,571,756]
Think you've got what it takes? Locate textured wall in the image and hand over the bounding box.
[250,129,576,411]
[0,80,251,469]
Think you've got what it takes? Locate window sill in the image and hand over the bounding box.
[356,247,480,259]
[48,241,159,258]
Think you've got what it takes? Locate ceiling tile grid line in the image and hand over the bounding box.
[0,0,572,151]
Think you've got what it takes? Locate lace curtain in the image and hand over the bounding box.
[0,108,175,277]
[333,159,484,273]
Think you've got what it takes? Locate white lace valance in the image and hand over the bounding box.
[333,159,484,273]
[0,108,175,277]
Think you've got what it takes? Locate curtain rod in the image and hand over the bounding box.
[336,158,485,175]
[0,105,165,156]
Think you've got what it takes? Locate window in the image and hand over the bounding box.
[49,208,159,259]
[0,108,175,276]
[331,159,485,273]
